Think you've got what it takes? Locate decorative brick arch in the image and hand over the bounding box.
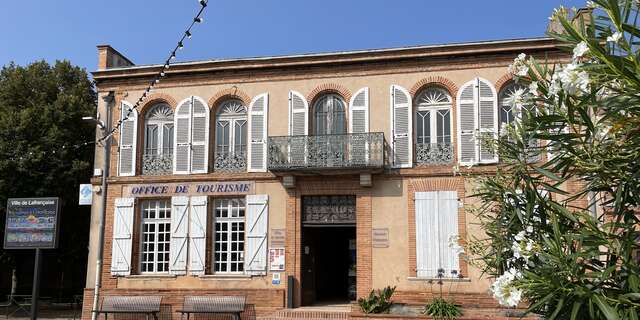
[138,93,178,116]
[208,87,251,110]
[495,73,515,94]
[410,76,458,99]
[306,83,352,105]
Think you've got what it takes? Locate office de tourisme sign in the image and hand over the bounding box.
[123,181,254,198]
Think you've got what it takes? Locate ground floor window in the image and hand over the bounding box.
[213,198,246,273]
[140,199,171,273]
[414,191,460,278]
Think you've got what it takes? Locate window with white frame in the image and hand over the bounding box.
[498,82,525,129]
[414,87,453,165]
[214,100,247,172]
[313,94,346,135]
[140,199,171,273]
[414,191,460,278]
[213,198,245,273]
[142,104,174,175]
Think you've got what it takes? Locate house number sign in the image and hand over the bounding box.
[123,181,254,198]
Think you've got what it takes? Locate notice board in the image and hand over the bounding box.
[4,197,60,249]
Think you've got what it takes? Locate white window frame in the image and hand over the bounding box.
[215,100,248,161]
[144,104,174,157]
[415,88,453,146]
[139,199,172,274]
[212,198,246,274]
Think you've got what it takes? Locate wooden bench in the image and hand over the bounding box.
[177,295,246,320]
[93,296,161,320]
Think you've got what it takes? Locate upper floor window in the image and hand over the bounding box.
[415,87,453,165]
[214,99,247,172]
[313,94,346,135]
[499,82,525,128]
[142,103,174,175]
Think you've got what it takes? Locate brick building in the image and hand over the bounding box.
[82,35,570,319]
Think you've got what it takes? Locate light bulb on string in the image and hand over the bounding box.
[194,17,203,23]
[178,41,184,50]
[185,30,192,39]
[199,0,207,7]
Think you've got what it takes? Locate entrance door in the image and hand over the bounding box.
[300,196,357,306]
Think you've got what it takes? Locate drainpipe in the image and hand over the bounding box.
[91,91,113,320]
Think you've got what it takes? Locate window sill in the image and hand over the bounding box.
[407,277,471,282]
[124,274,177,279]
[198,274,252,280]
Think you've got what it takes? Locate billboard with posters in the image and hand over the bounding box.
[4,197,60,249]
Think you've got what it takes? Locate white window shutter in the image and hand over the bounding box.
[349,87,369,133]
[415,192,438,278]
[390,85,412,168]
[245,194,268,275]
[437,191,460,276]
[288,91,308,136]
[190,96,209,173]
[477,78,498,163]
[111,197,134,276]
[170,196,189,275]
[189,196,208,275]
[118,102,137,176]
[248,93,269,172]
[457,80,477,165]
[174,98,192,174]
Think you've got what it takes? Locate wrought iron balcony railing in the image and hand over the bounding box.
[214,151,247,172]
[142,153,173,175]
[415,143,453,165]
[267,132,385,171]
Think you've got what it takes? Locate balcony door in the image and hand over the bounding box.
[311,94,347,168]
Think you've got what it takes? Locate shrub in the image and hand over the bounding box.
[424,298,462,320]
[357,286,396,314]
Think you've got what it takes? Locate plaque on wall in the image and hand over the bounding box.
[372,228,389,248]
[123,181,254,198]
[270,229,286,247]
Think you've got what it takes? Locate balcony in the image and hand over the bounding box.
[214,151,247,172]
[267,132,385,172]
[142,153,173,175]
[415,143,453,165]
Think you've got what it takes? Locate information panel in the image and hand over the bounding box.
[4,197,60,249]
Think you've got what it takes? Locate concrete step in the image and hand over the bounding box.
[260,308,350,320]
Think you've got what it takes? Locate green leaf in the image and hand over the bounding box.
[593,295,620,320]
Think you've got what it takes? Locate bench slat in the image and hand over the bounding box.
[182,296,246,313]
[100,296,161,313]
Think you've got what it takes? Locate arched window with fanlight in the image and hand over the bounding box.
[414,87,453,165]
[310,93,347,167]
[499,81,540,162]
[214,99,247,172]
[142,103,174,175]
[313,94,346,135]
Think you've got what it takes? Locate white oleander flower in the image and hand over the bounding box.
[508,53,529,77]
[526,225,534,233]
[573,41,589,60]
[607,31,622,43]
[507,88,526,107]
[558,63,590,95]
[491,268,523,307]
[586,0,597,8]
[448,235,464,255]
[528,81,539,96]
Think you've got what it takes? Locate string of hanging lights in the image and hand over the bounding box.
[3,0,208,161]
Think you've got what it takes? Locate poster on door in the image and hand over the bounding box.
[269,248,285,271]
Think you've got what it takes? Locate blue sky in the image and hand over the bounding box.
[0,1,585,73]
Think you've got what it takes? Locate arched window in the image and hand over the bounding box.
[313,94,346,135]
[499,82,526,128]
[214,99,247,172]
[142,103,174,175]
[414,87,453,164]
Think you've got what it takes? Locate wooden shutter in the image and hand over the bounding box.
[477,78,498,163]
[437,191,460,276]
[248,93,269,172]
[349,88,369,164]
[289,91,308,136]
[349,87,369,133]
[189,196,208,275]
[415,192,438,278]
[111,197,134,276]
[391,85,412,168]
[170,196,189,275]
[118,102,137,176]
[457,80,477,165]
[190,96,209,173]
[245,194,268,275]
[174,98,192,174]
